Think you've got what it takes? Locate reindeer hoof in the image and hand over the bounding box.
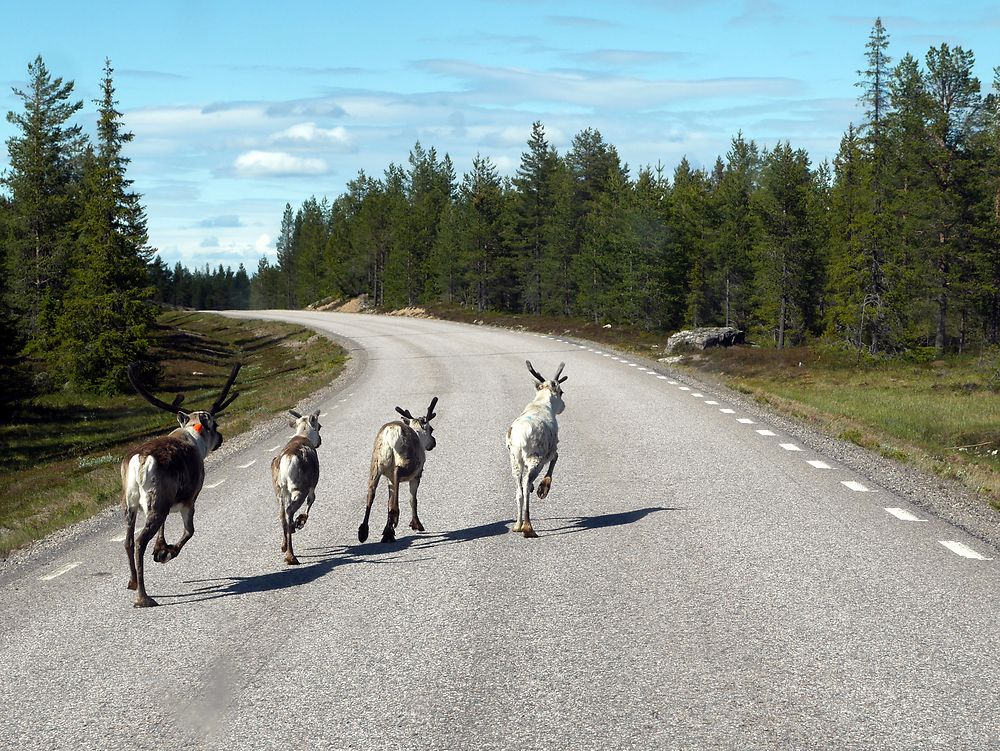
[381,529,395,544]
[285,554,301,566]
[522,524,538,539]
[152,547,168,563]
[133,594,159,608]
[511,521,523,532]
[537,477,552,499]
[294,513,309,530]
[410,519,425,532]
[358,523,369,543]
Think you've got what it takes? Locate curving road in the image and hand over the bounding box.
[1,311,998,750]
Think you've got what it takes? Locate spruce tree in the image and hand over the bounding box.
[53,60,154,393]
[3,55,85,352]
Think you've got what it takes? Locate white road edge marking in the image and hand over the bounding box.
[110,533,127,542]
[807,460,831,469]
[705,400,719,405]
[737,418,755,424]
[656,375,667,379]
[667,380,678,384]
[679,386,691,391]
[841,480,871,492]
[939,540,993,560]
[40,562,82,581]
[267,445,281,452]
[756,429,777,436]
[779,443,802,451]
[204,479,227,489]
[691,392,703,397]
[885,507,927,522]
[238,460,257,469]
[719,408,736,414]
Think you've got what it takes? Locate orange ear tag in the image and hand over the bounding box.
[192,423,204,433]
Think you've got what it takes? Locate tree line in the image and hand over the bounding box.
[4,20,1000,399]
[236,20,999,354]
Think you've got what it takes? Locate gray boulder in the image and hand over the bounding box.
[666,326,745,353]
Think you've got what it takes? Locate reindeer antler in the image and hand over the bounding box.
[395,406,415,420]
[127,363,186,415]
[209,363,242,415]
[554,362,567,383]
[525,360,545,383]
[426,396,438,420]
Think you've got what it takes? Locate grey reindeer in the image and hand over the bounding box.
[271,409,323,565]
[359,397,438,544]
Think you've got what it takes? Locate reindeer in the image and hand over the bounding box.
[506,361,567,538]
[120,363,241,607]
[358,397,438,544]
[271,409,322,566]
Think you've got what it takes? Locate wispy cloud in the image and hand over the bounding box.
[120,68,187,81]
[269,122,353,148]
[230,150,330,178]
[730,0,790,27]
[567,49,696,67]
[197,215,243,228]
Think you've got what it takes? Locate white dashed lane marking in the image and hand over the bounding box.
[667,381,678,384]
[656,375,667,380]
[737,418,755,424]
[679,387,691,391]
[885,507,927,522]
[110,533,127,543]
[779,443,802,452]
[238,460,257,469]
[807,460,831,469]
[939,541,993,560]
[705,400,719,405]
[719,408,736,414]
[841,480,872,492]
[39,562,82,581]
[691,392,703,397]
[204,479,226,489]
[756,429,777,436]
[267,445,281,452]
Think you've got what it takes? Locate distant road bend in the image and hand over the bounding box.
[1,310,998,750]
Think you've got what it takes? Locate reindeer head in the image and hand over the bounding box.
[288,409,322,448]
[526,360,567,413]
[395,397,438,451]
[128,363,242,452]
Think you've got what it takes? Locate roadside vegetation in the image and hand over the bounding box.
[0,311,347,557]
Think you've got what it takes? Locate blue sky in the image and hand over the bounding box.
[2,0,998,270]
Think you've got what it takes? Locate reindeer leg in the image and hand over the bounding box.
[152,521,170,563]
[284,493,301,565]
[536,453,558,500]
[124,507,138,591]
[294,489,315,531]
[359,471,380,542]
[408,476,424,532]
[522,462,541,538]
[133,507,167,608]
[381,469,400,543]
[163,503,195,561]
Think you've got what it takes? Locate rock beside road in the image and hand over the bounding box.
[666,326,745,353]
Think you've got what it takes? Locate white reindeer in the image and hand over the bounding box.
[506,360,567,538]
[120,363,241,607]
[358,397,438,544]
[271,409,322,565]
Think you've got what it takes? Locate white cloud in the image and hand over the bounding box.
[232,150,329,177]
[255,234,273,254]
[270,122,352,147]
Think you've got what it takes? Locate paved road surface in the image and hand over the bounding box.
[1,311,998,750]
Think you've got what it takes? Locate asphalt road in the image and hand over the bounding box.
[1,311,998,750]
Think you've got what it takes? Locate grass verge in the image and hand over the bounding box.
[0,310,347,557]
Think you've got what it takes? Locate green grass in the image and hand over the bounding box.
[0,311,347,556]
[680,345,1000,504]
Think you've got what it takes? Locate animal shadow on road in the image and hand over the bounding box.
[162,552,389,604]
[541,506,682,536]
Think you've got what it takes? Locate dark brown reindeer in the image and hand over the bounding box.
[359,397,438,544]
[271,409,322,566]
[120,363,241,608]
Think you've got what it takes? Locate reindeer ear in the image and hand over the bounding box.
[176,412,190,427]
[288,419,298,428]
